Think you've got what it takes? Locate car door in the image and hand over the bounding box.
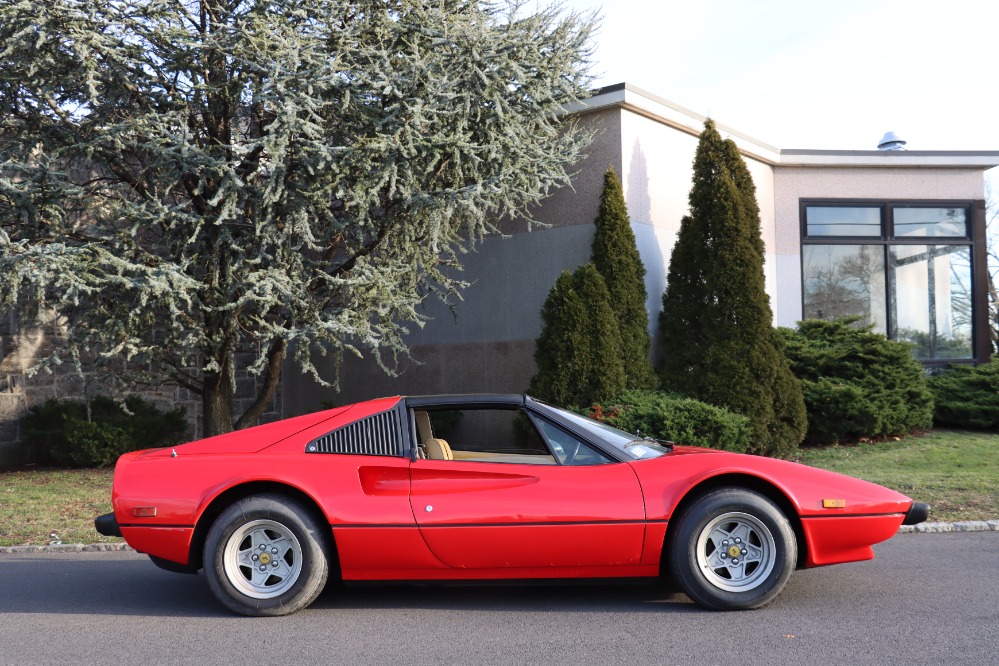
[408,406,646,570]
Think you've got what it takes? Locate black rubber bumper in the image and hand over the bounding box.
[903,502,931,526]
[95,512,122,537]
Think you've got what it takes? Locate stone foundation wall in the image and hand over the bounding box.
[0,311,282,466]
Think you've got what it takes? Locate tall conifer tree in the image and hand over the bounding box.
[591,168,657,389]
[529,264,626,407]
[658,120,805,457]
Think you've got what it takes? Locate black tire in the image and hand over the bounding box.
[203,494,329,616]
[668,488,796,610]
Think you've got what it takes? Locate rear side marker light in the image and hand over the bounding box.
[822,499,846,509]
[133,507,157,517]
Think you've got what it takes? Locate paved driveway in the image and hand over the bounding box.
[2,531,996,665]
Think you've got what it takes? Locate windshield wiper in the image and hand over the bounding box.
[626,436,674,453]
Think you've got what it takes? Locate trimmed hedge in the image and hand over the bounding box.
[22,396,190,467]
[588,390,752,453]
[778,319,934,445]
[928,360,999,429]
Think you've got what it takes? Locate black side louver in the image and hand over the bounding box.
[305,410,404,457]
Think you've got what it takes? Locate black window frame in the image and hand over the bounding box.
[800,198,990,366]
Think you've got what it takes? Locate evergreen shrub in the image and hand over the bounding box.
[528,264,626,408]
[22,396,190,467]
[927,360,999,429]
[778,319,934,445]
[588,390,752,452]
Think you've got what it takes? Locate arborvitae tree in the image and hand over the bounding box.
[529,264,626,407]
[591,168,658,390]
[0,0,596,436]
[658,120,806,457]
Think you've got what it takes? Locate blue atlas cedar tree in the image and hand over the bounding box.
[0,0,597,436]
[658,120,806,458]
[591,168,658,390]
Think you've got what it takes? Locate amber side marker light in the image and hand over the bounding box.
[822,499,846,509]
[132,507,157,517]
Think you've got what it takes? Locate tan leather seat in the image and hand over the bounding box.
[425,438,453,461]
[415,411,433,443]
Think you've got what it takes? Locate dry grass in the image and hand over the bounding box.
[0,467,120,547]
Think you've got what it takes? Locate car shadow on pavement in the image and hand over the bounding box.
[1,553,226,617]
[311,579,704,615]
[1,552,706,617]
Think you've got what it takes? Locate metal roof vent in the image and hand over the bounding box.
[877,131,907,151]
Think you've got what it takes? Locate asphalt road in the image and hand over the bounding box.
[1,531,996,665]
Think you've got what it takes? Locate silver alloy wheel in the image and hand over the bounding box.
[695,511,776,592]
[223,519,304,599]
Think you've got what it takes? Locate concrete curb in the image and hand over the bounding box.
[897,519,999,534]
[0,542,133,554]
[1,520,997,554]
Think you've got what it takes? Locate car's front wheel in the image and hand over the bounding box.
[203,494,329,616]
[668,488,796,610]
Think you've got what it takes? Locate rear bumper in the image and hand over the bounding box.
[903,502,930,526]
[95,512,122,537]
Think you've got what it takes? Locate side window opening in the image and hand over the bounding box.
[412,407,613,466]
[414,407,554,464]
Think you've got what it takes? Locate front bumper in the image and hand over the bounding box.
[95,512,122,537]
[903,502,930,526]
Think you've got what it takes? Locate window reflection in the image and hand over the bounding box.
[805,206,882,237]
[893,208,967,238]
[890,245,972,359]
[803,245,886,334]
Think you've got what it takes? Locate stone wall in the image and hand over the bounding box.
[0,310,282,466]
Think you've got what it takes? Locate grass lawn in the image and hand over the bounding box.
[0,429,995,546]
[796,429,998,523]
[0,467,118,547]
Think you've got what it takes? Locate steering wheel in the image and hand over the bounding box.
[550,437,580,465]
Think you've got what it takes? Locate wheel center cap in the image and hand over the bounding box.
[259,552,272,565]
[727,545,741,558]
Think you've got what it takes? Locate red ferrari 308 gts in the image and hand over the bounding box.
[95,394,929,616]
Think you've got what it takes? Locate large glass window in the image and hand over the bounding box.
[803,245,887,333]
[890,245,973,358]
[801,201,975,362]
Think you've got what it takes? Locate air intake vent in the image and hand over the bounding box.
[306,410,404,457]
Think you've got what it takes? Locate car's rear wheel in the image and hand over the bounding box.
[668,488,796,610]
[203,494,329,616]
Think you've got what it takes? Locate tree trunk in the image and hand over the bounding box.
[234,339,286,431]
[202,355,235,438]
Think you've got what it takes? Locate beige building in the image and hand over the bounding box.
[284,83,999,414]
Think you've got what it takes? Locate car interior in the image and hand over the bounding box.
[412,408,612,466]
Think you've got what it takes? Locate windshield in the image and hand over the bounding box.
[546,406,670,460]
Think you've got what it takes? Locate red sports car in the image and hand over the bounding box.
[95,394,929,616]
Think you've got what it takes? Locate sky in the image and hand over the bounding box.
[557,0,999,156]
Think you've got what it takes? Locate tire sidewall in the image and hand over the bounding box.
[669,489,796,611]
[204,494,329,616]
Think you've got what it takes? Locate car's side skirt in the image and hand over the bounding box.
[340,564,662,581]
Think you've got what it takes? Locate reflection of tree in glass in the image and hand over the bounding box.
[891,245,972,359]
[947,249,974,332]
[804,246,880,327]
[894,327,972,359]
